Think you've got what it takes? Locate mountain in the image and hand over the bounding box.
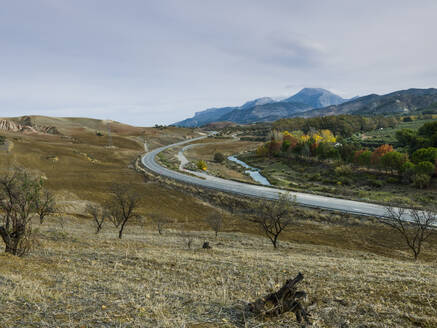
[173,88,345,127]
[173,106,237,127]
[240,97,276,109]
[301,88,437,118]
[218,101,311,124]
[284,88,347,108]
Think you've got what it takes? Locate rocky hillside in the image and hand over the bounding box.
[0,116,60,135]
[302,88,437,117]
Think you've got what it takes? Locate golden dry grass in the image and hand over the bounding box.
[0,216,436,328]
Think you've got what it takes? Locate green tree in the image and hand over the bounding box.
[395,129,416,147]
[415,161,435,176]
[411,147,437,164]
[380,151,408,174]
[400,161,416,183]
[354,150,372,167]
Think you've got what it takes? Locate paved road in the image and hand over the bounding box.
[141,135,392,218]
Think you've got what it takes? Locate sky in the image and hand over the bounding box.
[1,0,436,126]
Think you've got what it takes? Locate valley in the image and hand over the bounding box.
[0,115,436,328]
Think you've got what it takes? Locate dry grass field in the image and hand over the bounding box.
[0,216,436,328]
[0,116,437,327]
[0,116,203,216]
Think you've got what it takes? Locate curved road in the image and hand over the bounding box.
[142,135,391,218]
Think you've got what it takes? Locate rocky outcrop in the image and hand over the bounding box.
[0,117,60,135]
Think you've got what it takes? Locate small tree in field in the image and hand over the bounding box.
[383,205,437,260]
[205,212,223,238]
[150,213,171,235]
[107,184,141,239]
[249,193,296,248]
[86,204,107,234]
[35,190,56,224]
[0,168,53,256]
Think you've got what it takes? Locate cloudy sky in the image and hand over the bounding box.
[1,0,436,126]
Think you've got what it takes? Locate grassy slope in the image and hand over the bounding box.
[0,117,436,327]
[0,218,436,327]
[0,116,206,218]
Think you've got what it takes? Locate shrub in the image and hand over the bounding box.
[335,165,353,176]
[415,161,435,176]
[309,173,321,181]
[0,168,54,256]
[369,179,384,188]
[197,160,207,171]
[213,152,225,163]
[413,174,431,189]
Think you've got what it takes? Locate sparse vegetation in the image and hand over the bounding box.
[150,213,171,235]
[86,203,107,233]
[0,115,436,327]
[35,189,56,224]
[248,193,296,248]
[205,212,223,237]
[107,184,142,239]
[382,205,437,260]
[0,167,53,256]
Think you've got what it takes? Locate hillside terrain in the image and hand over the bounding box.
[0,115,204,217]
[302,88,437,117]
[1,115,436,327]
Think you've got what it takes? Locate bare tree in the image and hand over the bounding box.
[107,184,141,239]
[0,168,51,256]
[383,205,436,260]
[150,213,171,235]
[86,204,107,234]
[249,193,296,248]
[35,190,56,224]
[205,212,223,238]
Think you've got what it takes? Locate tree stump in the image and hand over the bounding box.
[247,273,310,325]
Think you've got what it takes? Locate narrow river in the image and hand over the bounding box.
[227,156,271,186]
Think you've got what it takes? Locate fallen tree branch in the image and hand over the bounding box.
[247,273,310,325]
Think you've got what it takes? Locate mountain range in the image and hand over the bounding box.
[173,87,437,127]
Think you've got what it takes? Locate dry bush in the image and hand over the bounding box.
[0,167,53,256]
[35,189,56,224]
[248,193,296,248]
[86,203,107,234]
[205,212,223,238]
[106,184,142,239]
[150,213,172,235]
[383,205,437,260]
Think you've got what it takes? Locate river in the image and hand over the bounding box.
[227,155,271,186]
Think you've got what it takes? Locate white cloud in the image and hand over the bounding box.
[0,0,436,125]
